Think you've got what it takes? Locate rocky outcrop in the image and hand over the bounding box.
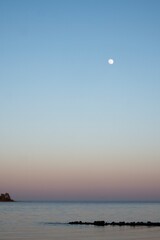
[0,193,14,202]
[69,221,160,227]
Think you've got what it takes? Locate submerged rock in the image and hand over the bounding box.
[0,193,14,202]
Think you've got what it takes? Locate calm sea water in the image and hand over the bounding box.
[0,202,160,240]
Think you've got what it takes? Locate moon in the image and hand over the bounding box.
[108,58,114,65]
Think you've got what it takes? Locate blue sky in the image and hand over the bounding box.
[0,0,160,200]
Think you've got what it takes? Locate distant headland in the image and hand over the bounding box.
[0,193,14,202]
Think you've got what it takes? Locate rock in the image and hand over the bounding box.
[68,221,160,227]
[0,193,14,202]
[94,221,105,226]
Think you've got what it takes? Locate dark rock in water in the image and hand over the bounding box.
[0,193,14,202]
[94,221,105,226]
[68,221,160,227]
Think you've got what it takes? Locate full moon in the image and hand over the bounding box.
[108,58,114,64]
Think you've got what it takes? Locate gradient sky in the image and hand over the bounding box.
[0,0,160,201]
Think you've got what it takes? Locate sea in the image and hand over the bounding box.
[0,201,160,240]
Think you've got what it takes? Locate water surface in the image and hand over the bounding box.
[0,202,160,240]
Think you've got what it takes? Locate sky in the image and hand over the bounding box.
[0,0,160,201]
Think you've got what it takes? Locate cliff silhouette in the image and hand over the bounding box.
[0,193,14,202]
